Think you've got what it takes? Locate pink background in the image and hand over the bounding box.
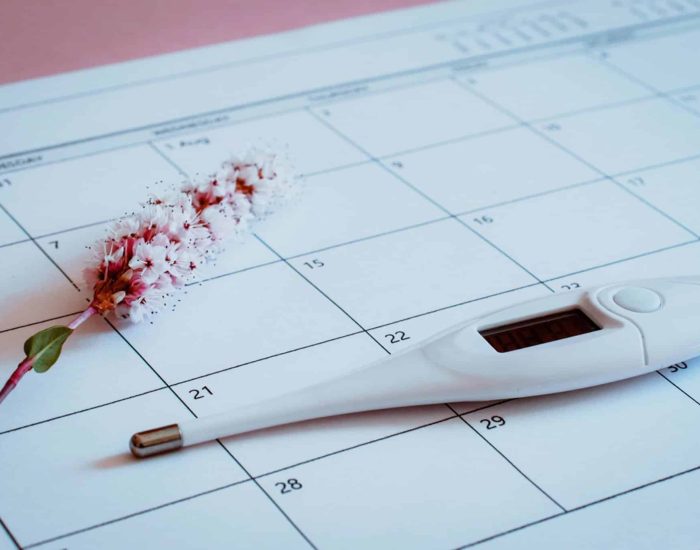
[0,0,434,85]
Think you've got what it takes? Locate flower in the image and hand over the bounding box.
[129,241,168,284]
[87,147,297,322]
[0,146,298,406]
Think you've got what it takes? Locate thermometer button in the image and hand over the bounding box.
[612,287,663,313]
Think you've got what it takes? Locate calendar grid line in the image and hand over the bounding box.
[0,0,570,118]
[4,132,700,304]
[106,317,318,548]
[33,217,119,240]
[657,371,700,407]
[2,66,699,198]
[663,82,700,96]
[0,235,696,422]
[283,215,451,259]
[252,411,459,480]
[0,237,30,250]
[2,278,540,437]
[446,404,567,512]
[374,121,526,159]
[452,76,700,242]
[379,158,557,291]
[3,134,698,310]
[0,147,695,333]
[144,134,414,363]
[0,310,84,335]
[1,378,499,462]
[610,153,700,183]
[454,176,605,216]
[582,57,700,239]
[215,441,319,550]
[454,399,513,416]
[148,141,189,178]
[305,107,555,293]
[607,180,700,239]
[0,142,144,177]
[103,318,199,418]
[22,411,461,548]
[189,213,454,288]
[362,282,543,331]
[451,217,556,292]
[138,145,331,546]
[597,54,700,122]
[10,373,698,549]
[0,516,21,550]
[253,233,392,355]
[0,386,167,437]
[2,236,697,432]
[170,329,365,387]
[2,10,698,164]
[186,258,284,286]
[26,409,509,548]
[0,282,537,442]
[2,223,696,437]
[6,88,700,200]
[21,477,252,549]
[459,462,700,549]
[539,239,700,283]
[0,202,81,291]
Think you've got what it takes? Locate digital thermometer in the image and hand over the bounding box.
[131,276,700,457]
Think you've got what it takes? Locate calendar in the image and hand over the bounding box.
[2,0,700,548]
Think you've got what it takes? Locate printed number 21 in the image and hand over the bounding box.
[189,386,213,400]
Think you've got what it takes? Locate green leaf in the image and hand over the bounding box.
[23,325,74,373]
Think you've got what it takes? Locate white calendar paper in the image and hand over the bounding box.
[2,0,700,548]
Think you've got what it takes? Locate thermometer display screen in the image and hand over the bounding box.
[480,309,600,353]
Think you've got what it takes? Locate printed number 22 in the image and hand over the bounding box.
[385,330,410,344]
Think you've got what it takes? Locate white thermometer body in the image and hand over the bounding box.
[131,277,700,456]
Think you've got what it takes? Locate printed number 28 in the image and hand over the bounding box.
[276,478,303,494]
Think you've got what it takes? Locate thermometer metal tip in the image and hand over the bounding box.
[130,424,182,457]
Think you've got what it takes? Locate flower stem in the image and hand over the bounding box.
[68,306,97,330]
[0,306,97,405]
[0,356,34,405]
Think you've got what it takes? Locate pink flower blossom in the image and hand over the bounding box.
[87,148,297,322]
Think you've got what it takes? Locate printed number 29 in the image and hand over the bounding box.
[480,415,506,429]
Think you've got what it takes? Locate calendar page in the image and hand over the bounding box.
[2,0,700,548]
